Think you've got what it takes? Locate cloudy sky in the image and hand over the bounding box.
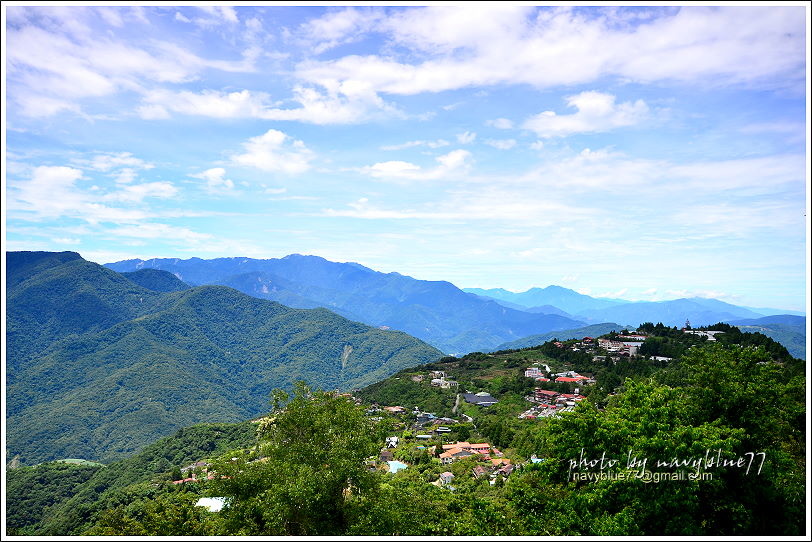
[4,4,809,311]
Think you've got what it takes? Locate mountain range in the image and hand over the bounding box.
[105,255,586,354]
[6,252,441,464]
[107,255,805,356]
[6,251,805,464]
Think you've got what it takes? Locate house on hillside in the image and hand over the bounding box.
[440,447,475,464]
[468,442,491,454]
[462,392,499,406]
[524,367,544,378]
[534,389,560,403]
[555,376,586,383]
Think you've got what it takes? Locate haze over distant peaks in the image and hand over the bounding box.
[107,255,587,354]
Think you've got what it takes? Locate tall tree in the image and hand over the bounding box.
[213,382,380,535]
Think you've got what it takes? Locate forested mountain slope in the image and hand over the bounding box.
[6,252,442,465]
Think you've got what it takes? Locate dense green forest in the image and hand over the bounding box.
[7,326,804,536]
[6,252,442,465]
[6,422,257,535]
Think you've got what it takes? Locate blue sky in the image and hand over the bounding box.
[3,4,809,311]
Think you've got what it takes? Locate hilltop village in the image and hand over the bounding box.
[341,324,726,488]
[122,321,800,500]
[159,323,766,496]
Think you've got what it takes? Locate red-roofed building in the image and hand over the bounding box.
[556,374,588,382]
[534,389,560,404]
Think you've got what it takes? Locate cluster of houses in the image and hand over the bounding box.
[427,370,459,389]
[379,437,516,489]
[409,370,460,389]
[525,365,596,386]
[520,388,587,419]
[538,333,665,359]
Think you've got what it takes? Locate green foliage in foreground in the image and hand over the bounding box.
[56,341,805,536]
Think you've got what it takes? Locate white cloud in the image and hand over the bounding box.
[105,182,178,203]
[530,141,545,150]
[9,165,148,223]
[324,187,594,226]
[174,11,191,23]
[105,223,212,243]
[595,288,628,299]
[516,147,804,194]
[381,139,450,151]
[361,149,472,181]
[114,169,138,184]
[323,198,427,220]
[298,7,384,54]
[232,129,314,174]
[97,7,123,27]
[486,118,514,129]
[668,154,804,191]
[138,89,272,119]
[293,6,804,108]
[87,152,154,172]
[51,237,82,245]
[137,86,401,125]
[197,6,238,24]
[457,131,477,144]
[11,165,86,218]
[192,168,236,194]
[7,12,258,118]
[523,91,649,138]
[517,147,664,189]
[485,139,517,150]
[664,289,734,301]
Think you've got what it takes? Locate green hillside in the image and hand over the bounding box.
[6,252,443,465]
[121,269,191,292]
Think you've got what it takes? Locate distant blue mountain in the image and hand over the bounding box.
[741,306,806,317]
[726,315,806,360]
[727,314,805,326]
[466,292,578,319]
[463,285,624,314]
[575,298,765,328]
[106,255,586,354]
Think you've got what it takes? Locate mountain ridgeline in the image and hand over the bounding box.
[105,255,587,354]
[6,252,442,465]
[106,256,805,358]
